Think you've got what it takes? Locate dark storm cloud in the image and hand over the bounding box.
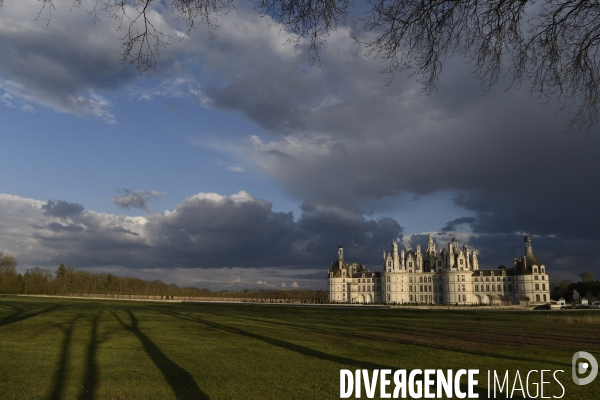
[110,189,166,211]
[42,200,84,219]
[0,193,403,272]
[47,222,84,232]
[441,217,477,232]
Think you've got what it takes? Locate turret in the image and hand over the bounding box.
[338,244,344,261]
[392,241,399,270]
[427,233,436,255]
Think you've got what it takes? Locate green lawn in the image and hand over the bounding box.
[0,296,598,399]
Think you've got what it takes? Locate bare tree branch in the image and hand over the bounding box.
[3,0,600,129]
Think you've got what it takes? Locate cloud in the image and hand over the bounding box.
[441,217,477,232]
[2,192,598,289]
[110,189,167,211]
[20,104,35,113]
[0,192,403,276]
[227,165,244,173]
[41,200,84,219]
[0,0,136,122]
[291,282,299,288]
[281,282,287,288]
[1,93,14,107]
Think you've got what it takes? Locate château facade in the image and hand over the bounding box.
[327,235,551,305]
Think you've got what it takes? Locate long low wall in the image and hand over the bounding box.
[16,293,322,304]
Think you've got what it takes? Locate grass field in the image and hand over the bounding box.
[0,296,598,399]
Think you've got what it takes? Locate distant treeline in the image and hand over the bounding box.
[551,271,600,302]
[0,253,327,301]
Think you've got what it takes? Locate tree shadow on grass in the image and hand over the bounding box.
[0,304,61,328]
[201,309,570,369]
[78,311,101,400]
[49,314,81,400]
[219,313,569,367]
[110,309,209,400]
[156,309,523,400]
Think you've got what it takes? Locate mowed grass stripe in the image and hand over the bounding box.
[0,296,599,399]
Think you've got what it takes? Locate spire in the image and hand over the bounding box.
[523,236,540,267]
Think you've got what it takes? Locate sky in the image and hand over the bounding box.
[0,0,599,290]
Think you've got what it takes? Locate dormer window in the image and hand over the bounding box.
[491,272,494,276]
[460,259,464,265]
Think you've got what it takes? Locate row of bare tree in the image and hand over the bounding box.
[0,252,327,301]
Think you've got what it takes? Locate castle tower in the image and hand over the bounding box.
[338,244,344,261]
[416,245,423,270]
[392,241,399,270]
[523,236,540,268]
[427,233,436,255]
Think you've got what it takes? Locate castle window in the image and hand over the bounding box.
[534,275,539,280]
[388,261,391,267]
[508,277,512,281]
[462,284,465,291]
[542,276,545,280]
[535,284,539,290]
[460,259,464,265]
[536,294,540,302]
[533,267,538,273]
[485,277,489,282]
[492,285,495,291]
[475,285,479,291]
[542,284,546,290]
[409,262,413,268]
[509,285,513,291]
[497,285,501,291]
[541,267,545,273]
[543,294,547,302]
[438,261,442,266]
[343,279,345,282]
[497,277,501,282]
[491,272,494,276]
[475,277,479,282]
[486,285,490,291]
